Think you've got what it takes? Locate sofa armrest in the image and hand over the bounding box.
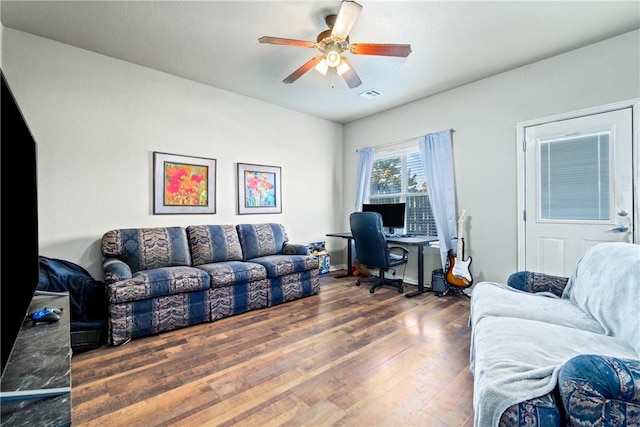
[507,271,569,297]
[283,242,310,255]
[559,354,640,426]
[103,258,133,285]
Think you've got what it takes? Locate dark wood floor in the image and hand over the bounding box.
[71,272,474,426]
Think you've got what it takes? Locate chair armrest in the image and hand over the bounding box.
[103,258,132,285]
[388,246,409,262]
[507,271,568,296]
[283,242,310,255]
[559,354,640,426]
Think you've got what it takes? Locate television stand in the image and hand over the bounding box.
[0,294,71,426]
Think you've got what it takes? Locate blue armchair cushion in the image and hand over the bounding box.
[102,227,191,273]
[187,224,243,265]
[236,223,288,260]
[559,354,640,427]
[248,255,319,278]
[107,266,211,304]
[195,261,267,288]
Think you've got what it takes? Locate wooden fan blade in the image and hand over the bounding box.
[331,0,363,40]
[283,56,323,84]
[340,58,362,88]
[259,36,316,49]
[350,43,412,57]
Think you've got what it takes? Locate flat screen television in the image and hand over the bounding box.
[1,70,40,376]
[362,202,406,234]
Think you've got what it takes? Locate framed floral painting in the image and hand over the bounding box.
[237,163,282,214]
[153,152,216,214]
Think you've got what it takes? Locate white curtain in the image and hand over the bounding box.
[354,147,375,212]
[418,130,457,268]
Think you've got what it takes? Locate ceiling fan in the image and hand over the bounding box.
[258,0,412,88]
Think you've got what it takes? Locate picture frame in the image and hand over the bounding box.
[153,152,216,214]
[237,163,282,214]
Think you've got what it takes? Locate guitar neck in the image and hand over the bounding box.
[456,210,466,261]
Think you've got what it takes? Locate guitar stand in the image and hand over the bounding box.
[437,283,471,298]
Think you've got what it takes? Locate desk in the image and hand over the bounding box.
[325,232,355,279]
[326,232,438,298]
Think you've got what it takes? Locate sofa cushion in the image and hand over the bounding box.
[236,223,288,260]
[102,227,191,272]
[195,261,267,288]
[187,224,243,265]
[248,254,319,278]
[106,266,210,304]
[562,242,640,354]
[470,281,605,334]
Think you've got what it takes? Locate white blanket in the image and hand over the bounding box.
[470,242,640,427]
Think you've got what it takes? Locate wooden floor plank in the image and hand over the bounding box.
[71,272,474,426]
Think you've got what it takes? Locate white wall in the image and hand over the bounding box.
[1,28,344,279]
[2,25,638,286]
[343,30,640,284]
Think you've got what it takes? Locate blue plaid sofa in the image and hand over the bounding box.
[469,242,640,427]
[101,223,320,345]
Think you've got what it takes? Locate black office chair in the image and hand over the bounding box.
[350,211,409,293]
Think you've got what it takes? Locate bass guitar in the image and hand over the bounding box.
[445,209,473,288]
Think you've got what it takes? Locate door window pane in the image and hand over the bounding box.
[539,131,610,220]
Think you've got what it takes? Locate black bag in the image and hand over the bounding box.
[37,256,108,352]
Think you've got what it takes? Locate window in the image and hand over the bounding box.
[539,131,610,220]
[368,149,437,236]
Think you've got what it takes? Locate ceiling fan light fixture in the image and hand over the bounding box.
[336,58,350,76]
[315,59,329,76]
[325,50,341,67]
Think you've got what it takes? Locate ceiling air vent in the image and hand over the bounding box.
[359,89,383,99]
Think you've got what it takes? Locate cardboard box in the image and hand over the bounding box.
[308,241,330,275]
[317,253,330,275]
[308,241,326,253]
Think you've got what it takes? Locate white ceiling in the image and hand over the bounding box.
[2,1,639,124]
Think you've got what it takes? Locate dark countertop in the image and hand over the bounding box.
[1,294,71,427]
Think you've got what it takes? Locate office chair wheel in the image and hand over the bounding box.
[370,288,375,293]
[355,280,361,286]
[398,286,403,293]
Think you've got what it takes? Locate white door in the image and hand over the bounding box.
[519,105,636,276]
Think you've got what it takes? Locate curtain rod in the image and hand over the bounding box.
[357,128,455,151]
